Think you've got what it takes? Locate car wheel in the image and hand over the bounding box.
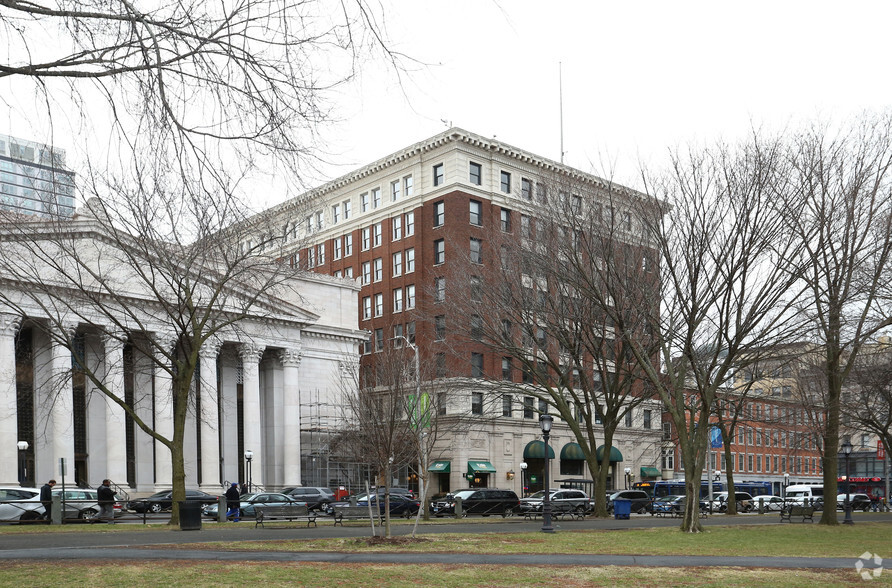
[149,502,164,513]
[637,506,647,515]
[19,510,42,523]
[574,505,586,517]
[80,508,99,522]
[502,506,514,518]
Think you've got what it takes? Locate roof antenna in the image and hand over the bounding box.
[559,62,565,164]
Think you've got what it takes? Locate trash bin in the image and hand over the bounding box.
[613,499,631,520]
[179,501,202,531]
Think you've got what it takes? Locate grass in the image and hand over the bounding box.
[0,561,886,587]
[182,522,892,559]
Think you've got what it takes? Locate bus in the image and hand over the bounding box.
[648,479,772,499]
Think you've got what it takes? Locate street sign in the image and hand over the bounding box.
[709,426,723,449]
[878,440,885,460]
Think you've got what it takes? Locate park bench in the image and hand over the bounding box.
[332,504,378,526]
[779,504,814,523]
[254,504,317,528]
[668,504,708,519]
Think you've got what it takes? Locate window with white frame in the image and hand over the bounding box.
[470,238,482,264]
[332,204,341,224]
[362,296,371,320]
[372,187,381,209]
[405,248,415,273]
[344,266,353,278]
[333,270,341,278]
[316,243,325,265]
[307,247,315,268]
[316,211,324,230]
[405,211,415,236]
[343,199,351,219]
[500,208,511,232]
[392,216,402,240]
[469,162,482,185]
[434,277,445,302]
[391,180,400,201]
[433,200,445,227]
[521,177,532,199]
[374,293,383,317]
[333,238,342,260]
[373,258,383,282]
[406,284,416,309]
[469,199,482,226]
[373,223,382,247]
[393,287,403,312]
[643,409,652,429]
[661,448,674,470]
[361,227,371,250]
[500,171,511,194]
[361,261,371,285]
[392,251,402,276]
[433,163,444,186]
[360,192,369,212]
[434,239,445,264]
[344,234,353,256]
[375,328,384,351]
[404,175,413,197]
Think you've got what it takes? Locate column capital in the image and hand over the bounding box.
[238,342,265,365]
[278,346,302,368]
[101,328,126,350]
[0,313,21,337]
[199,336,223,360]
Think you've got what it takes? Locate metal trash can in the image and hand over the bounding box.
[179,501,202,531]
[613,499,631,520]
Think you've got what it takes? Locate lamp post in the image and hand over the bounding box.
[520,462,528,498]
[783,473,789,500]
[624,467,631,490]
[244,449,253,494]
[539,414,554,533]
[17,441,28,486]
[842,437,854,525]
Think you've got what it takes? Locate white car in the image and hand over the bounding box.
[0,487,44,522]
[751,495,786,511]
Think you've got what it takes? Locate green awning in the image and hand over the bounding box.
[595,444,624,462]
[428,460,451,473]
[640,466,661,478]
[523,440,556,459]
[560,442,586,461]
[467,460,497,474]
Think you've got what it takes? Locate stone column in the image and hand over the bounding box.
[0,314,21,486]
[199,338,222,492]
[51,324,76,481]
[280,347,302,486]
[239,343,264,490]
[102,331,129,488]
[153,333,176,490]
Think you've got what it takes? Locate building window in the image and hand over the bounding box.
[360,192,369,212]
[373,258,383,281]
[502,394,512,417]
[521,215,531,239]
[523,396,534,419]
[643,409,652,429]
[433,163,444,187]
[470,275,482,302]
[471,314,483,340]
[502,357,512,381]
[405,248,415,273]
[434,239,445,264]
[404,175,414,197]
[333,270,341,278]
[375,328,384,351]
[332,204,341,224]
[471,354,484,379]
[433,200,445,227]
[469,161,482,185]
[470,238,482,264]
[372,187,381,209]
[333,238,342,260]
[500,171,511,194]
[624,411,633,427]
[521,177,532,200]
[392,251,402,277]
[436,352,447,377]
[536,183,547,202]
[435,315,446,340]
[500,208,511,232]
[434,277,446,302]
[361,227,371,250]
[362,296,371,320]
[469,199,482,226]
[393,288,403,313]
[406,321,415,344]
[362,337,371,355]
[393,323,403,345]
[374,293,383,317]
[316,211,324,230]
[361,261,371,285]
[662,422,672,440]
[344,266,353,278]
[391,180,401,202]
[343,199,351,219]
[345,234,353,256]
[623,211,632,231]
[471,390,483,413]
[661,448,674,471]
[373,222,382,247]
[405,211,415,236]
[392,216,402,240]
[307,247,315,268]
[406,284,416,309]
[316,243,325,265]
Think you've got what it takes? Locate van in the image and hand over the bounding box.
[785,484,823,506]
[431,488,519,517]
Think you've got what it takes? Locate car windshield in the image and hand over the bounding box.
[453,490,476,500]
[526,491,547,499]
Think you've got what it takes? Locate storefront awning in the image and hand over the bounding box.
[467,460,497,474]
[428,460,451,473]
[595,445,624,463]
[640,466,661,478]
[560,442,586,461]
[523,440,556,460]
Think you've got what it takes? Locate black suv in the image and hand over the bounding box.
[606,490,651,514]
[282,486,335,511]
[127,489,218,513]
[432,488,519,517]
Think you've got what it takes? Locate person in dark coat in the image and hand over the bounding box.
[225,482,241,522]
[40,479,56,521]
[97,479,116,523]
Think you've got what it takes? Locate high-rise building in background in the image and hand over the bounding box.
[0,135,76,218]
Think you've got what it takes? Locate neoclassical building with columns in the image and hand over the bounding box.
[0,213,364,495]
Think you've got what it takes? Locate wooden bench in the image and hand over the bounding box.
[332,504,377,526]
[779,505,814,523]
[254,504,317,528]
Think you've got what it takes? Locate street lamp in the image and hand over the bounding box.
[539,414,554,533]
[783,473,789,500]
[624,467,631,490]
[17,441,28,486]
[244,449,253,494]
[841,437,854,525]
[519,462,528,498]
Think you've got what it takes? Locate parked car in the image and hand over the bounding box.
[323,493,421,518]
[836,493,872,512]
[606,490,651,514]
[203,492,302,519]
[431,488,519,517]
[710,492,754,513]
[518,489,591,516]
[128,489,218,513]
[281,486,335,511]
[0,486,44,522]
[650,495,708,515]
[751,495,786,512]
[53,488,123,521]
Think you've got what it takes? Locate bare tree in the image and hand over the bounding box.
[780,113,892,523]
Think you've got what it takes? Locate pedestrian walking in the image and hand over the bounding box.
[97,479,116,523]
[40,479,56,521]
[225,482,241,522]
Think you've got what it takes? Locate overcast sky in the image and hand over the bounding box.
[318,0,892,190]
